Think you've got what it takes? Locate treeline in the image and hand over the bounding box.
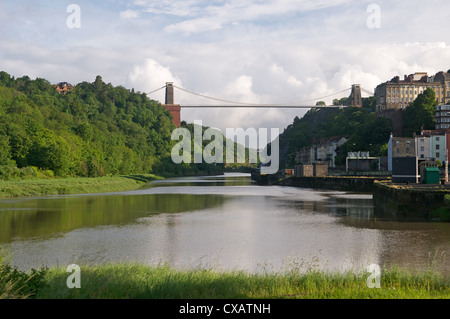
[0,71,223,179]
[279,97,392,168]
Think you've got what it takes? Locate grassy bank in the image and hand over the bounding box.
[0,174,164,199]
[4,263,444,299]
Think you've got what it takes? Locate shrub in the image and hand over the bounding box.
[0,247,48,299]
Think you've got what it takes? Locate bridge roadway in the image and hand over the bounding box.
[178,104,346,108]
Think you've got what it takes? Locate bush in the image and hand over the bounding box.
[430,206,450,222]
[0,165,37,180]
[0,248,48,299]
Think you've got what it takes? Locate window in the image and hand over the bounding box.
[436,144,440,150]
[436,137,440,141]
[436,152,440,158]
[421,146,424,152]
[396,148,400,154]
[406,148,410,154]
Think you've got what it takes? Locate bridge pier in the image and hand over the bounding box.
[348,84,362,108]
[162,82,181,127]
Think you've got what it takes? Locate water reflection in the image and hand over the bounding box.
[1,173,449,276]
[0,194,226,242]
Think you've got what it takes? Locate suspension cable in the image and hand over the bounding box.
[361,87,374,95]
[173,84,352,106]
[144,85,167,95]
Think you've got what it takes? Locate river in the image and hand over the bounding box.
[1,173,449,275]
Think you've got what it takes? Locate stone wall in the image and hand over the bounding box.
[372,181,448,219]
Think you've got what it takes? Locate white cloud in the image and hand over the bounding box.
[127,58,183,102]
[164,17,223,34]
[2,0,450,140]
[120,9,140,19]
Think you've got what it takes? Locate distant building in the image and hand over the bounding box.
[294,163,328,177]
[387,130,449,171]
[375,71,450,112]
[345,151,381,172]
[415,134,432,160]
[53,82,73,94]
[435,104,450,129]
[295,136,347,168]
[388,136,415,171]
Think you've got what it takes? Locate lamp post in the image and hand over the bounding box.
[445,149,448,183]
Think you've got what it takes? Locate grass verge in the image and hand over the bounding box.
[0,174,164,199]
[31,263,449,299]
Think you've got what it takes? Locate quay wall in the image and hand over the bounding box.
[277,176,385,192]
[276,176,449,220]
[372,181,448,218]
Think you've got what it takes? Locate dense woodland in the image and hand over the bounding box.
[0,72,223,179]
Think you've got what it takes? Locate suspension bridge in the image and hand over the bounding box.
[146,82,374,126]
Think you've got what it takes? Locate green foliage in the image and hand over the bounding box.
[0,71,180,178]
[0,135,14,166]
[402,88,437,137]
[280,100,392,167]
[430,196,450,222]
[332,97,348,106]
[35,263,450,299]
[0,165,37,180]
[0,247,48,299]
[429,206,450,222]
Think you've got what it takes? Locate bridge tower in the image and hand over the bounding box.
[162,82,181,127]
[348,84,362,108]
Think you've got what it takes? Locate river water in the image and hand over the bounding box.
[1,173,449,275]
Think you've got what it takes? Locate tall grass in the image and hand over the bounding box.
[2,247,449,299]
[34,262,449,299]
[0,174,163,198]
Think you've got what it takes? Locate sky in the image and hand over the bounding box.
[1,0,450,140]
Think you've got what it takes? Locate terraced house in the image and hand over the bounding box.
[388,130,450,171]
[375,70,450,112]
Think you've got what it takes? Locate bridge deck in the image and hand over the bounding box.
[179,105,346,108]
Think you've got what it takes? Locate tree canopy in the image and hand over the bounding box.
[0,72,225,178]
[402,87,437,137]
[279,100,392,167]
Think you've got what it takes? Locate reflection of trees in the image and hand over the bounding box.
[146,175,253,188]
[0,194,226,242]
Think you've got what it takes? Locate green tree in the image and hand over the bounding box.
[0,135,14,165]
[402,88,437,137]
[26,129,71,176]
